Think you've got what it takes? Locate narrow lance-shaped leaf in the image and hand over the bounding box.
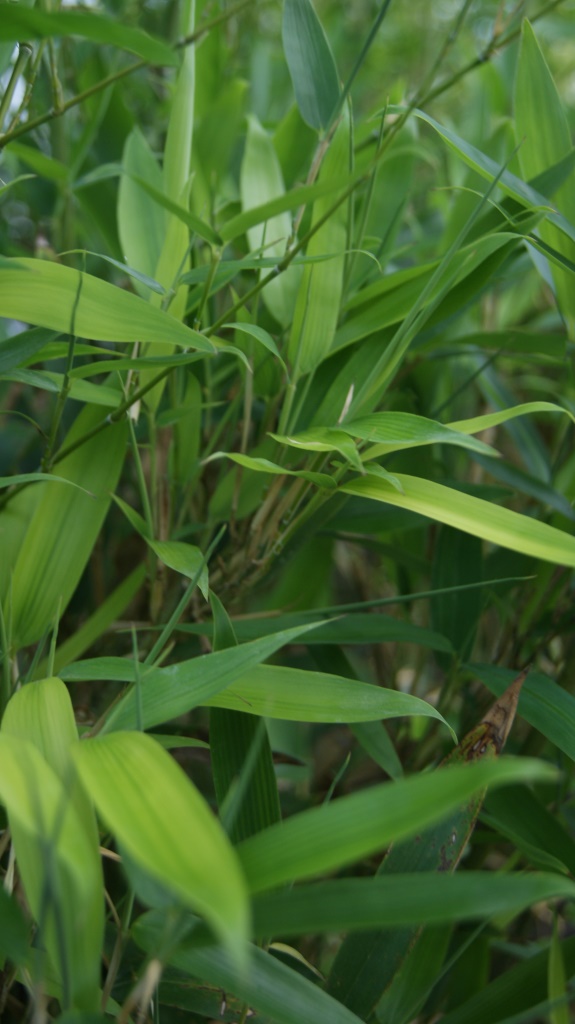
[133,909,367,1024]
[341,474,575,569]
[73,731,250,967]
[515,20,575,336]
[327,674,526,1019]
[240,115,302,326]
[93,621,327,732]
[0,259,214,353]
[282,0,341,132]
[143,0,197,409]
[209,592,282,844]
[118,127,166,297]
[7,404,127,650]
[0,6,178,65]
[0,678,105,1011]
[287,108,351,381]
[236,751,552,896]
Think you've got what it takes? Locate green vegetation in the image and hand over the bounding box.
[1,0,575,1020]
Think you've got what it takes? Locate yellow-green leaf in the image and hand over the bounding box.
[73,732,249,965]
[341,474,575,568]
[0,259,214,353]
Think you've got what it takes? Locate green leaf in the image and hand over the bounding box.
[549,916,570,1024]
[240,115,301,326]
[0,7,177,65]
[0,734,103,1010]
[0,473,91,493]
[0,885,30,967]
[515,20,575,333]
[2,368,122,407]
[483,785,575,876]
[205,451,336,489]
[431,527,482,663]
[148,541,209,599]
[73,732,249,965]
[0,327,60,374]
[0,260,214,353]
[219,174,354,243]
[340,474,575,569]
[118,128,166,293]
[342,411,500,459]
[65,622,326,733]
[438,936,575,1024]
[287,111,350,378]
[351,720,404,779]
[401,106,575,249]
[224,322,286,369]
[271,425,363,471]
[7,141,68,182]
[447,400,575,437]
[37,565,146,678]
[250,871,575,938]
[209,592,281,844]
[236,757,555,894]
[282,0,341,132]
[205,664,454,735]
[133,910,366,1024]
[129,173,222,248]
[7,405,127,649]
[181,610,453,651]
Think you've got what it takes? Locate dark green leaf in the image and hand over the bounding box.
[282,0,341,131]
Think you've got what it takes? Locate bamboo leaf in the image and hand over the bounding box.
[8,406,127,650]
[401,106,575,249]
[210,592,281,844]
[549,917,570,1024]
[287,110,350,379]
[342,411,500,459]
[340,474,575,569]
[236,757,555,894]
[0,886,29,967]
[0,327,60,374]
[37,565,146,678]
[179,610,453,651]
[73,731,249,965]
[240,115,301,325]
[282,0,341,132]
[129,173,222,248]
[0,259,215,353]
[147,541,209,599]
[224,322,285,369]
[0,7,177,65]
[118,128,166,293]
[483,785,575,876]
[204,664,454,735]
[63,622,326,732]
[205,451,336,489]
[133,910,365,1024]
[251,872,575,938]
[515,20,575,333]
[271,425,363,471]
[0,729,103,1010]
[447,401,575,436]
[438,937,575,1024]
[326,678,525,1019]
[219,174,354,243]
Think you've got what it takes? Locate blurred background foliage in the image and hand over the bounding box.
[1,0,575,1021]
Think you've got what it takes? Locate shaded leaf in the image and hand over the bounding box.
[73,732,249,964]
[282,0,340,132]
